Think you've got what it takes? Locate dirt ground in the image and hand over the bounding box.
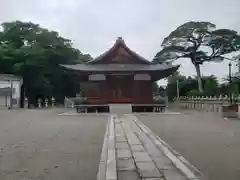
[0,109,107,180]
[139,110,240,180]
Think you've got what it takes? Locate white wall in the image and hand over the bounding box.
[0,80,21,107]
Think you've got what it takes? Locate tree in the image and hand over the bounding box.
[0,21,92,106]
[203,75,219,96]
[166,71,221,100]
[154,21,240,92]
[158,86,166,97]
[166,71,187,100]
[152,82,159,95]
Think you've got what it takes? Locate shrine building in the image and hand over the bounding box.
[62,37,179,106]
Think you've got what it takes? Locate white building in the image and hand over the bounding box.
[0,74,22,108]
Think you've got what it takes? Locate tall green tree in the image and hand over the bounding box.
[203,75,219,96]
[153,21,240,92]
[166,71,187,100]
[152,82,159,95]
[0,21,92,105]
[166,71,221,100]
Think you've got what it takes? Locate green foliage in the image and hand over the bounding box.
[0,21,92,105]
[166,72,229,100]
[187,89,203,97]
[158,86,166,97]
[219,83,229,95]
[203,75,219,96]
[231,84,239,96]
[152,82,159,94]
[153,83,166,98]
[154,21,240,92]
[167,71,186,84]
[208,29,240,56]
[166,71,187,100]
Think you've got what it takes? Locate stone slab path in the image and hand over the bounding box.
[98,114,205,180]
[109,104,132,114]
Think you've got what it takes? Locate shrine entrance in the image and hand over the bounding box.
[107,75,133,103]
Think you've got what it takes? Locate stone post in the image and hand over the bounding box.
[209,96,212,112]
[238,103,240,118]
[64,97,67,108]
[224,95,228,100]
[24,97,28,108]
[219,95,222,100]
[237,95,240,103]
[213,103,216,112]
[37,98,42,108]
[217,103,221,112]
[51,97,55,107]
[210,103,213,112]
[45,98,48,108]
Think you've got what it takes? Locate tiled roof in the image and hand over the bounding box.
[87,37,151,64]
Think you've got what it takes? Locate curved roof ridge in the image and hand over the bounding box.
[87,37,151,64]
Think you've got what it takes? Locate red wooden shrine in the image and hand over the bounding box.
[62,37,179,104]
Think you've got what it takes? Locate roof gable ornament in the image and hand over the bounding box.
[116,37,126,45]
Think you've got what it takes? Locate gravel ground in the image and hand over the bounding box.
[139,110,240,180]
[0,109,107,180]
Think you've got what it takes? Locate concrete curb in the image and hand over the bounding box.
[97,116,110,180]
[97,115,117,180]
[132,112,181,115]
[132,116,208,180]
[58,112,109,116]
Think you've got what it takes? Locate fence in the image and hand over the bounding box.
[176,95,240,115]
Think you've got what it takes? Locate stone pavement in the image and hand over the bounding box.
[98,114,205,180]
[140,110,240,180]
[109,104,132,114]
[0,109,107,180]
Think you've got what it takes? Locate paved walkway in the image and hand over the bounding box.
[140,110,240,180]
[98,114,205,180]
[109,104,132,114]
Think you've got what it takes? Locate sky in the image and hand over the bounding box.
[0,0,240,85]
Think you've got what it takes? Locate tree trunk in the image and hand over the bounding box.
[194,63,203,93]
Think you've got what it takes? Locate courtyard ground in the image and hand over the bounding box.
[0,108,240,180]
[0,109,107,180]
[139,110,240,180]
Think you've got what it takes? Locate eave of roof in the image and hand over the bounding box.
[61,63,180,81]
[61,63,179,72]
[0,74,22,81]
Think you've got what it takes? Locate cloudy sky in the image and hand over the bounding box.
[1,0,240,85]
